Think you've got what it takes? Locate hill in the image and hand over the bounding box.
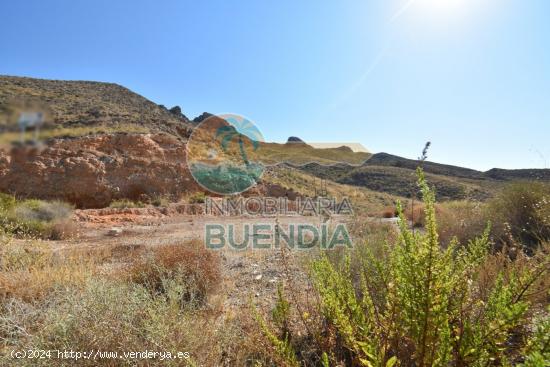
[1,75,549,206]
[0,75,193,139]
[296,152,550,201]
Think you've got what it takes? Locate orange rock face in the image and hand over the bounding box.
[0,133,199,208]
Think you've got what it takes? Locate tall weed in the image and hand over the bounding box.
[257,169,550,366]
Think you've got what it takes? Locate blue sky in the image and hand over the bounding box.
[1,0,549,170]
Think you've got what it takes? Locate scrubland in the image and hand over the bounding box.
[0,171,549,366]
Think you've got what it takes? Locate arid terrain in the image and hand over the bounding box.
[1,76,549,366]
[62,207,348,312]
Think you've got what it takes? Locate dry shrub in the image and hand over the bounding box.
[47,218,79,240]
[0,196,76,240]
[127,240,221,305]
[0,243,96,302]
[402,202,446,228]
[13,279,231,367]
[381,206,398,218]
[487,181,550,252]
[437,201,488,246]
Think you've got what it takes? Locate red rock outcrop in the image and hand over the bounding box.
[0,133,199,208]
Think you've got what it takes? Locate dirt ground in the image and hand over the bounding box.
[44,207,354,313]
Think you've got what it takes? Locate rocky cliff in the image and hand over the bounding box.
[0,133,198,208]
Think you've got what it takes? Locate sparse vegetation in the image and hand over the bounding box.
[0,239,231,366]
[487,181,550,252]
[127,241,221,305]
[0,242,95,302]
[187,191,207,204]
[1,171,549,366]
[264,165,399,215]
[108,199,146,209]
[0,124,150,147]
[431,182,550,253]
[254,169,550,366]
[0,75,193,139]
[0,194,75,239]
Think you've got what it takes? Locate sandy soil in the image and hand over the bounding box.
[46,208,353,312]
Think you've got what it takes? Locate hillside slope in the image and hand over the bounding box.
[297,153,550,201]
[0,75,193,138]
[1,75,549,206]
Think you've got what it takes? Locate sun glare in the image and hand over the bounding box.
[393,0,486,24]
[416,0,473,15]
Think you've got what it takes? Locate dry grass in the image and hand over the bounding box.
[434,182,550,252]
[0,124,150,148]
[436,200,488,246]
[487,181,550,252]
[0,195,77,240]
[125,240,222,305]
[0,242,96,302]
[0,238,235,366]
[263,165,401,215]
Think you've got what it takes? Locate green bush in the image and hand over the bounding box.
[519,306,550,367]
[188,191,207,204]
[151,195,170,207]
[257,169,550,366]
[0,195,74,239]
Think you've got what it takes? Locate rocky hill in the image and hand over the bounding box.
[1,75,549,206]
[0,75,193,138]
[0,133,198,208]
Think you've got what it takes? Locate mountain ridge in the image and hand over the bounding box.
[1,75,549,204]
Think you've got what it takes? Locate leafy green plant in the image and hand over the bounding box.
[188,191,207,204]
[151,195,170,207]
[253,287,299,367]
[519,307,550,367]
[258,168,549,366]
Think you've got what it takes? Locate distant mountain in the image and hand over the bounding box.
[2,75,549,204]
[365,153,485,179]
[297,152,550,201]
[485,168,550,181]
[287,136,305,143]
